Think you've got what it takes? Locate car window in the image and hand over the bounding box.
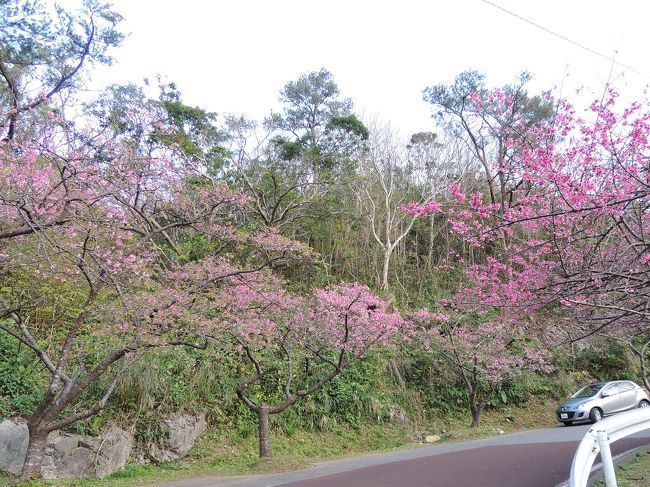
[618,382,635,392]
[603,384,621,395]
[573,384,604,398]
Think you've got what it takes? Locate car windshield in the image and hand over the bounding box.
[573,384,604,398]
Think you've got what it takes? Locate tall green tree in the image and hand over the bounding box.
[266,68,368,177]
[232,69,368,259]
[0,0,124,140]
[423,70,554,211]
[86,80,227,174]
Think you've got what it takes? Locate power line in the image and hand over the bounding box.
[480,0,650,80]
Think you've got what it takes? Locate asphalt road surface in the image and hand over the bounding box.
[152,422,650,487]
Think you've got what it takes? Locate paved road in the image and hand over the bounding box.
[152,423,650,487]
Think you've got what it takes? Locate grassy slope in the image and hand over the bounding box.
[2,399,555,487]
[593,449,650,487]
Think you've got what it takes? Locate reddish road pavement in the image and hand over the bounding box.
[153,425,650,487]
[278,439,649,487]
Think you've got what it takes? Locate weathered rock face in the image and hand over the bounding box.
[0,419,132,479]
[0,419,28,475]
[41,433,99,479]
[147,414,206,464]
[388,407,409,425]
[0,414,206,477]
[41,427,134,479]
[95,427,133,478]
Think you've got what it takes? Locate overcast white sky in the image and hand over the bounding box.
[88,0,650,136]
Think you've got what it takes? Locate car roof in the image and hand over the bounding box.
[592,381,637,387]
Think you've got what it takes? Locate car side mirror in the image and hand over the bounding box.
[601,392,610,398]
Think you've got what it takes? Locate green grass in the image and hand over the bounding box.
[593,450,650,487]
[1,399,556,487]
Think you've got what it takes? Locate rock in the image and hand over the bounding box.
[0,420,133,480]
[41,427,133,479]
[424,435,441,443]
[0,419,132,479]
[147,414,206,463]
[388,408,409,425]
[132,448,148,465]
[42,439,97,479]
[52,434,80,455]
[0,419,28,475]
[95,427,133,478]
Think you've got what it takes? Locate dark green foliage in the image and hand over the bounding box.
[0,331,45,417]
[489,372,560,408]
[275,68,351,140]
[326,115,369,140]
[0,60,625,453]
[0,0,124,140]
[0,0,123,79]
[271,136,304,161]
[423,70,554,130]
[113,348,241,418]
[400,349,467,416]
[575,339,636,381]
[153,80,226,163]
[296,355,391,430]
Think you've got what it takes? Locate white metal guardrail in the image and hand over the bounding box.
[570,407,650,487]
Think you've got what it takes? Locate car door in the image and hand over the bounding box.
[617,381,638,410]
[600,384,624,414]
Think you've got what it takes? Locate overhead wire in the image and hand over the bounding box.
[479,0,650,80]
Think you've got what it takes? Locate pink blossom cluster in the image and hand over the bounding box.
[404,88,650,334]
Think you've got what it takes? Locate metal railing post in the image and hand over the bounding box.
[596,430,618,487]
[569,408,650,487]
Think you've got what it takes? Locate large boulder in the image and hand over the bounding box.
[41,432,98,479]
[42,427,133,479]
[0,419,132,479]
[0,419,28,475]
[95,427,133,478]
[147,414,206,463]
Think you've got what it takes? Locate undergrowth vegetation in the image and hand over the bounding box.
[1,332,628,440]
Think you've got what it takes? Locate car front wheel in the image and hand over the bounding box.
[639,400,650,408]
[589,408,603,423]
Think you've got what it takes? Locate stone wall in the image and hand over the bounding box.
[0,415,207,479]
[0,420,133,479]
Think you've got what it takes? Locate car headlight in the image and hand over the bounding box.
[577,404,585,409]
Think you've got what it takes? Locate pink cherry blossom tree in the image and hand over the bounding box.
[0,116,307,479]
[408,87,650,389]
[412,307,549,427]
[208,276,405,457]
[411,86,650,337]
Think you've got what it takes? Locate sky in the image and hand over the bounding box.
[86,0,650,137]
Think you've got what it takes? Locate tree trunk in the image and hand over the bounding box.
[418,215,437,294]
[257,406,272,458]
[638,346,650,392]
[469,404,482,428]
[380,249,391,290]
[20,423,49,480]
[628,342,650,392]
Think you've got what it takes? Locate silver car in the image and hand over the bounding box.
[556,380,650,426]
